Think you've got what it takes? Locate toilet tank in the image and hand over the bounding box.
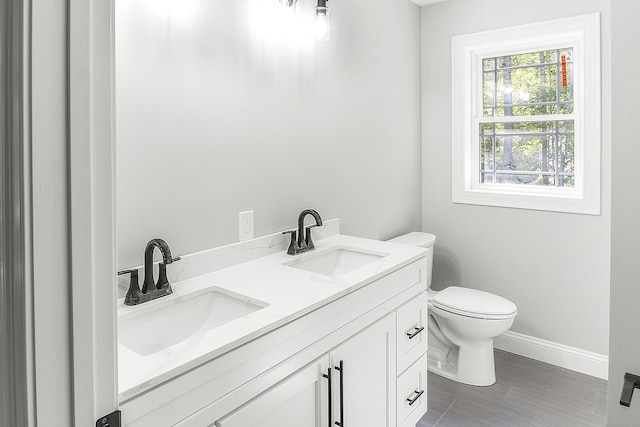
[387,232,436,288]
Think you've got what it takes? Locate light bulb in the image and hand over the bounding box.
[314,6,331,41]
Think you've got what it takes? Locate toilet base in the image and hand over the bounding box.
[427,349,457,378]
[427,340,497,386]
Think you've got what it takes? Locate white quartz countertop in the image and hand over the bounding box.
[118,234,427,400]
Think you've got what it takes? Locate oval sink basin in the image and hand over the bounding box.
[119,288,267,356]
[284,247,386,277]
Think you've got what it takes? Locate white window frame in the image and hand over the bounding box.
[452,14,601,215]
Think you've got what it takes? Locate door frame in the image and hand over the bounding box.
[68,0,119,424]
[1,0,31,425]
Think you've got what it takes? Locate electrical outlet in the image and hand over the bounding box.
[239,210,254,241]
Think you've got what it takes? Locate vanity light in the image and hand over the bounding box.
[314,0,331,41]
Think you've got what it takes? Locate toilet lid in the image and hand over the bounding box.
[432,286,517,318]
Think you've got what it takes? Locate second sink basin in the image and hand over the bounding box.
[119,288,268,356]
[284,247,386,277]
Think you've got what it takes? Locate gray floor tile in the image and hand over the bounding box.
[418,350,607,427]
[417,410,446,427]
[426,386,456,419]
[593,391,608,418]
[498,386,606,427]
[435,399,500,427]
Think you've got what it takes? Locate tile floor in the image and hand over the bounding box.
[417,350,607,427]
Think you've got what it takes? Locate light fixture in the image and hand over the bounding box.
[314,0,331,41]
[279,0,297,7]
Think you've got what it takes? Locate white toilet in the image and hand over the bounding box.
[388,232,517,386]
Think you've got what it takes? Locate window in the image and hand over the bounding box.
[481,49,575,187]
[452,14,601,214]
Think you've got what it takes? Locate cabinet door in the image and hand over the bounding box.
[215,356,329,427]
[330,313,396,427]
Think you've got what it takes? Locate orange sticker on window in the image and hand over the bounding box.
[561,55,568,87]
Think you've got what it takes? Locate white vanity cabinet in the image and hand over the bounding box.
[119,253,429,427]
[216,314,396,427]
[212,298,427,427]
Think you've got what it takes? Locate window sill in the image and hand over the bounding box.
[452,185,600,215]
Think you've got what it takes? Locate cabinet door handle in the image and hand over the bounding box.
[322,367,332,427]
[334,360,344,426]
[406,326,425,339]
[406,389,424,406]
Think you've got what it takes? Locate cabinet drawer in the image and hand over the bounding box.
[396,292,427,374]
[396,354,428,427]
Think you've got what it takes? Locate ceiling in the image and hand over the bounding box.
[409,0,449,6]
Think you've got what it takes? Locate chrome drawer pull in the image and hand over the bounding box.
[406,326,424,339]
[406,389,424,406]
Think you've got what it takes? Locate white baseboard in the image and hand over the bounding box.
[494,331,608,380]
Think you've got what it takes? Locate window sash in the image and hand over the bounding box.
[472,114,581,192]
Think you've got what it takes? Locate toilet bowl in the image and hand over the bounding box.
[388,232,517,386]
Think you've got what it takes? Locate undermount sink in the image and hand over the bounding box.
[284,247,386,277]
[118,288,267,356]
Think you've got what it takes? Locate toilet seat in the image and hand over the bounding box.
[432,286,517,320]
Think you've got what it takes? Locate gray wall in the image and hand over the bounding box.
[608,0,640,423]
[115,0,422,268]
[421,0,611,356]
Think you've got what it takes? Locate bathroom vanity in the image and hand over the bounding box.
[117,222,428,426]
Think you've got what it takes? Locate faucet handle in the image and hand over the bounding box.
[118,268,138,276]
[118,269,142,306]
[282,230,297,255]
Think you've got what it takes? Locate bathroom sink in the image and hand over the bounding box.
[118,288,267,356]
[284,247,386,277]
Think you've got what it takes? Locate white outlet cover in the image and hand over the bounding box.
[239,211,254,242]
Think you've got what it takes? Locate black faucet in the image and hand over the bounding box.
[118,238,181,306]
[283,209,323,255]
